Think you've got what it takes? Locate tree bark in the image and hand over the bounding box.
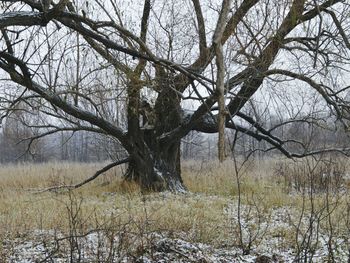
[124,74,186,193]
[213,0,231,162]
[124,139,185,192]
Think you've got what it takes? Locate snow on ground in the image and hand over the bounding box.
[3,232,266,262]
[3,231,347,262]
[4,201,350,262]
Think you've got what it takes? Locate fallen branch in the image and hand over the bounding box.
[36,158,130,193]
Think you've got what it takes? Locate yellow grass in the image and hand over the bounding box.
[0,157,349,248]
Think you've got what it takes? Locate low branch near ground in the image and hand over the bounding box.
[37,158,130,193]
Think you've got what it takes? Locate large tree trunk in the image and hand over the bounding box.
[124,138,185,192]
[124,73,186,193]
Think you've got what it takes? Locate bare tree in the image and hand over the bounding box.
[1,0,350,192]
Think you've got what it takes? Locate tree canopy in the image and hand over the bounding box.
[1,0,350,191]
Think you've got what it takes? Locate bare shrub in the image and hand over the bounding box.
[274,158,346,193]
[226,194,270,255]
[287,157,344,263]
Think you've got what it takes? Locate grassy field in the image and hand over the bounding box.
[1,157,350,262]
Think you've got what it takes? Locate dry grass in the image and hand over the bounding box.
[1,157,350,252]
[0,159,262,245]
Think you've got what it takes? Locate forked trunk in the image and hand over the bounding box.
[125,72,185,192]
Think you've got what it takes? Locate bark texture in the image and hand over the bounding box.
[124,75,186,193]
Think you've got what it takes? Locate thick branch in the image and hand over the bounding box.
[213,0,232,162]
[0,11,47,28]
[193,114,350,158]
[0,52,130,149]
[0,0,69,28]
[300,0,343,23]
[57,14,211,87]
[174,0,259,92]
[161,0,306,143]
[192,0,207,56]
[225,0,306,116]
[135,0,151,75]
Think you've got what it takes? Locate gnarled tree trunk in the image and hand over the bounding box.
[124,138,185,192]
[124,74,186,192]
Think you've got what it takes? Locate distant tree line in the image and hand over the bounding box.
[0,114,126,163]
[1,111,349,163]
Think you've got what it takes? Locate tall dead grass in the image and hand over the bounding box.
[0,157,349,250]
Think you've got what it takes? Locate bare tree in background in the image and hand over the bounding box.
[1,0,350,192]
[0,102,44,162]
